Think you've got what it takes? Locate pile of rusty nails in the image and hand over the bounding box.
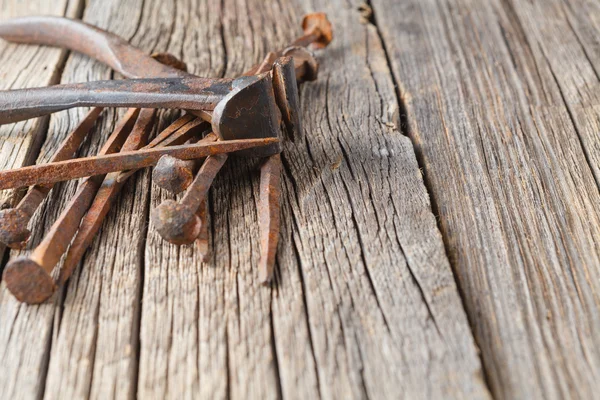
[0,13,332,304]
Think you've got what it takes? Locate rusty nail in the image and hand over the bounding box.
[258,153,282,285]
[282,46,319,83]
[49,56,194,294]
[117,115,209,183]
[0,107,104,248]
[2,108,140,304]
[151,50,278,195]
[151,153,227,245]
[150,52,188,72]
[147,113,195,148]
[296,13,333,49]
[52,109,157,296]
[272,56,303,142]
[55,116,208,295]
[152,155,197,194]
[151,132,216,194]
[0,137,278,190]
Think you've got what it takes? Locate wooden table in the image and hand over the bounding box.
[0,0,598,399]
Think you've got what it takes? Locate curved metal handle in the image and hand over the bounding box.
[0,78,232,124]
[0,16,189,79]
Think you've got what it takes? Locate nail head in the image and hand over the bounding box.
[3,257,56,304]
[151,200,201,245]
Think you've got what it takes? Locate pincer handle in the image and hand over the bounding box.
[0,77,230,125]
[0,16,189,79]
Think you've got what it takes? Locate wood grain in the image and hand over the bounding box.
[0,1,87,399]
[139,0,488,399]
[0,0,490,399]
[0,0,84,250]
[370,0,600,398]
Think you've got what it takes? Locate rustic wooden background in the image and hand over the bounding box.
[0,0,598,399]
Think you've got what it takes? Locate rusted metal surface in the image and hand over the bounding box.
[242,51,278,77]
[0,76,232,124]
[118,116,209,183]
[0,16,191,79]
[0,137,277,190]
[45,60,192,300]
[0,107,104,248]
[57,119,210,299]
[241,13,331,77]
[152,155,197,194]
[150,52,188,72]
[151,131,215,193]
[258,153,282,285]
[0,22,321,148]
[2,108,141,304]
[146,114,195,147]
[282,46,319,83]
[53,108,157,299]
[0,15,325,158]
[296,13,333,49]
[0,73,287,158]
[151,50,280,194]
[0,12,332,302]
[150,52,284,245]
[120,108,156,153]
[212,75,283,157]
[152,153,227,245]
[272,56,303,142]
[0,14,329,80]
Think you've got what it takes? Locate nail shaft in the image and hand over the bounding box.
[0,137,278,190]
[2,108,140,304]
[147,113,195,147]
[258,153,282,285]
[0,107,103,248]
[181,154,228,211]
[117,116,209,183]
[57,109,156,288]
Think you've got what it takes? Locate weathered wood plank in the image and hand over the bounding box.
[0,1,82,204]
[0,2,88,399]
[39,1,157,399]
[0,0,84,249]
[0,2,149,400]
[369,0,600,398]
[139,0,489,399]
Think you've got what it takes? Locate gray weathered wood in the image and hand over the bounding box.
[370,0,600,398]
[138,0,488,399]
[0,0,490,399]
[0,0,84,246]
[0,2,87,399]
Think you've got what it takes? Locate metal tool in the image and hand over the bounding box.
[0,72,289,158]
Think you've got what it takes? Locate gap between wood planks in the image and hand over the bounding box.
[362,0,496,396]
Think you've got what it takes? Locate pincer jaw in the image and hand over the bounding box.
[211,56,303,157]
